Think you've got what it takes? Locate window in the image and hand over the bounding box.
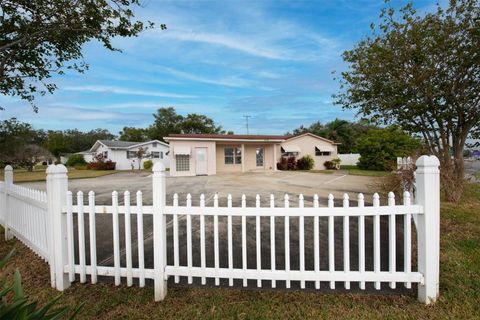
[152,151,162,159]
[280,147,299,158]
[152,142,157,147]
[224,147,242,164]
[126,151,136,159]
[256,148,264,167]
[103,151,108,158]
[315,147,331,156]
[176,155,190,171]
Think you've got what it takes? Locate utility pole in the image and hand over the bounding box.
[243,115,251,134]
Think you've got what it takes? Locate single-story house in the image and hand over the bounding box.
[77,140,170,170]
[164,133,338,177]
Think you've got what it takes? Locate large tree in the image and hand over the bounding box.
[0,0,164,111]
[119,127,148,142]
[181,114,224,134]
[148,107,224,141]
[334,0,480,201]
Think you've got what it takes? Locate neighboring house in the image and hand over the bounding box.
[164,133,338,177]
[77,140,170,170]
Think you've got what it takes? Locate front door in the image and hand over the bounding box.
[195,147,208,175]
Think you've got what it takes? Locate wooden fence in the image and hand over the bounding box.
[0,156,441,304]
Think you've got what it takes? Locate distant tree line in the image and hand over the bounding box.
[0,107,225,167]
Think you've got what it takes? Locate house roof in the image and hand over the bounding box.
[166,134,290,140]
[90,139,169,152]
[98,140,139,148]
[284,132,340,145]
[165,133,339,144]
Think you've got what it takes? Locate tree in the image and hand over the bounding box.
[334,0,480,201]
[119,127,147,142]
[148,107,183,141]
[148,107,224,140]
[181,114,224,134]
[0,0,165,111]
[356,126,421,171]
[289,119,375,153]
[44,128,115,158]
[0,118,52,169]
[133,147,150,170]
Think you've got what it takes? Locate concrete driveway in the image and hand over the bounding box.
[22,171,408,293]
[24,170,378,206]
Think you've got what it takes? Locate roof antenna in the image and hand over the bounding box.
[243,115,251,134]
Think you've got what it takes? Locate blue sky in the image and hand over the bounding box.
[2,0,435,135]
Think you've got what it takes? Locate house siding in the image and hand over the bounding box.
[279,135,338,170]
[169,140,216,177]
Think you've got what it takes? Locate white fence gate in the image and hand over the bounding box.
[0,156,441,304]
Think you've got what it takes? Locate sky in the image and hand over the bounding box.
[2,0,436,135]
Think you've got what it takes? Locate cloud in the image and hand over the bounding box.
[62,85,196,99]
[159,30,292,60]
[155,66,253,88]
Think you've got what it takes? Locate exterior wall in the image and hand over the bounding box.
[279,135,338,170]
[90,142,170,170]
[169,140,216,177]
[216,144,242,173]
[114,143,170,170]
[216,143,277,173]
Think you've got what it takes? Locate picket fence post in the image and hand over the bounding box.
[46,164,71,291]
[415,155,440,304]
[3,165,13,241]
[152,162,167,301]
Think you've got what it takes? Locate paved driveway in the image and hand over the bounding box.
[24,170,378,206]
[22,171,408,293]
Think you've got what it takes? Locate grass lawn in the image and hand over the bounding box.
[0,168,116,183]
[0,184,479,319]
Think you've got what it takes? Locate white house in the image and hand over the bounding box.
[78,140,170,170]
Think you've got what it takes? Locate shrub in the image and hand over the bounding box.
[324,160,336,170]
[41,161,47,165]
[277,158,288,170]
[143,159,153,170]
[65,154,86,167]
[297,155,315,170]
[87,153,116,170]
[0,249,83,318]
[87,161,115,170]
[332,158,341,168]
[357,126,420,171]
[287,156,297,170]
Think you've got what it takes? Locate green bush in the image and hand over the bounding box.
[297,155,315,170]
[324,160,336,169]
[143,159,153,170]
[65,154,86,167]
[357,126,421,171]
[0,249,83,319]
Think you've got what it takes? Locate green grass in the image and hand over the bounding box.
[336,165,390,177]
[302,170,336,174]
[0,167,116,183]
[1,184,479,319]
[346,169,390,177]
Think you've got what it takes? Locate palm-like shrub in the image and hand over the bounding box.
[0,249,83,319]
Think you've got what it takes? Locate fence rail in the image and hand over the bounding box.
[0,155,441,304]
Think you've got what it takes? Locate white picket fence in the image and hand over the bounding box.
[0,155,441,304]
